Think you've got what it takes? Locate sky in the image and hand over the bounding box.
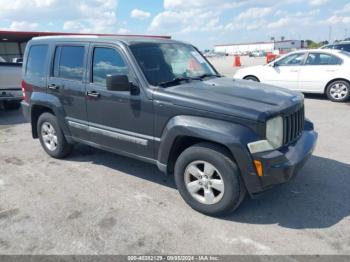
[0,0,350,49]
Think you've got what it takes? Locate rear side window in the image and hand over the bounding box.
[306,53,342,65]
[26,45,48,77]
[53,46,85,81]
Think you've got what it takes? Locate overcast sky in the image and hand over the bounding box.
[0,0,349,49]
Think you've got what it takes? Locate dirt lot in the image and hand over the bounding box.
[1,59,350,254]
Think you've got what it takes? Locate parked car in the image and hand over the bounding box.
[0,57,23,110]
[249,50,266,57]
[234,49,350,102]
[21,36,317,216]
[203,51,227,58]
[321,41,350,52]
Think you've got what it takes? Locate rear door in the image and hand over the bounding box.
[262,52,306,90]
[47,43,89,140]
[298,52,342,93]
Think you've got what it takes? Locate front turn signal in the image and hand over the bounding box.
[253,160,263,177]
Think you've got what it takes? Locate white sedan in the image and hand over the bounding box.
[234,49,350,102]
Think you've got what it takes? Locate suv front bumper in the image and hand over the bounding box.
[247,121,317,197]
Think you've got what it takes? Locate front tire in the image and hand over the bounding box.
[37,113,72,158]
[174,143,246,216]
[326,80,350,102]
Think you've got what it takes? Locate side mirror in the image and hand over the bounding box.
[106,75,130,92]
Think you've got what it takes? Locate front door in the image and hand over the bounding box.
[85,44,154,159]
[263,52,306,90]
[47,43,89,140]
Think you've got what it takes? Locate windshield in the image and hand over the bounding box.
[130,43,217,86]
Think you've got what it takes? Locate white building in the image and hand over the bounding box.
[214,40,306,55]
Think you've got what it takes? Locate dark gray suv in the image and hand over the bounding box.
[21,35,317,216]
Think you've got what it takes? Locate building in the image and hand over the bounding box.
[214,40,306,55]
[0,30,170,63]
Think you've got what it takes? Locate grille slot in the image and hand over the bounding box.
[283,106,304,145]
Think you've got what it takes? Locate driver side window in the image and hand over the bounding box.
[277,53,305,66]
[92,47,129,87]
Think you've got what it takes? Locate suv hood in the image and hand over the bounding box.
[154,77,303,122]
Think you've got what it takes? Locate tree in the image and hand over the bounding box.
[306,40,328,49]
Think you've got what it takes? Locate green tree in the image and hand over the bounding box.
[306,40,329,49]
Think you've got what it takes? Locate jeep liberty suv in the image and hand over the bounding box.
[21,36,317,216]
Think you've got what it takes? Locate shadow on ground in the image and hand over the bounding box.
[0,108,26,126]
[304,93,328,101]
[68,144,177,189]
[227,155,350,229]
[304,93,349,105]
[66,145,350,230]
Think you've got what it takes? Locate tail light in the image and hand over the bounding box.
[21,80,32,102]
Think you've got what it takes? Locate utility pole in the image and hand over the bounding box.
[329,26,332,43]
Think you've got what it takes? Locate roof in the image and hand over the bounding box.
[215,40,301,47]
[280,49,346,57]
[29,35,180,46]
[0,30,171,43]
[308,48,345,54]
[333,41,350,44]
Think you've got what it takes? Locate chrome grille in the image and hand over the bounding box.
[283,106,305,145]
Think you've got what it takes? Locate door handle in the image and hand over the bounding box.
[86,91,100,98]
[48,84,60,90]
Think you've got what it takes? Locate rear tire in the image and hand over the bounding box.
[244,76,259,82]
[326,80,350,102]
[3,101,21,110]
[174,142,246,216]
[37,112,72,158]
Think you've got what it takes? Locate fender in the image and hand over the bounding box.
[29,92,73,142]
[157,115,262,190]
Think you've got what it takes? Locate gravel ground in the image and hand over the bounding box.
[0,58,350,255]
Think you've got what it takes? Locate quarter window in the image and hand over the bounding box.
[26,45,48,77]
[305,53,342,65]
[92,47,129,86]
[53,46,85,80]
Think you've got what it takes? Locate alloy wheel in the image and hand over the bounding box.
[329,82,348,100]
[41,122,58,151]
[184,160,225,205]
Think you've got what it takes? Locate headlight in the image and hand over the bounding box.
[266,116,283,148]
[247,116,283,154]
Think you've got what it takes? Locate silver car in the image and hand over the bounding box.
[0,56,23,110]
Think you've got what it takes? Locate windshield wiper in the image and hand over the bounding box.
[158,76,201,87]
[198,73,222,79]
